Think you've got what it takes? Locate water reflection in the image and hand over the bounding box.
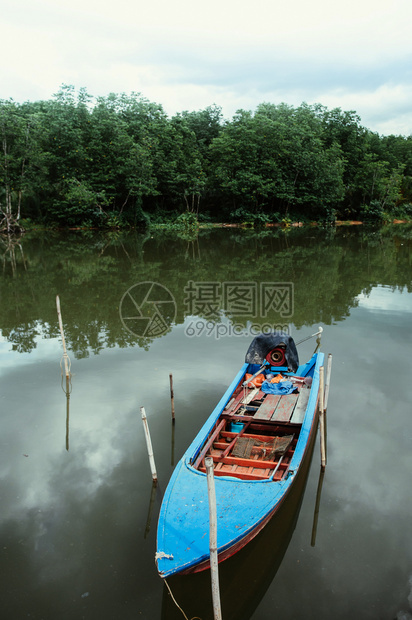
[0,234,27,277]
[63,374,71,451]
[311,467,326,547]
[1,224,412,619]
[0,224,411,357]
[145,482,160,539]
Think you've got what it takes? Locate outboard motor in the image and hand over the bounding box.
[245,332,299,373]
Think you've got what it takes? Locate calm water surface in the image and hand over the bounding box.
[1,225,412,620]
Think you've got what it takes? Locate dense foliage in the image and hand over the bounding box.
[1,85,412,230]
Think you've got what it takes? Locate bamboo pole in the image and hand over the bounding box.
[169,373,175,422]
[56,295,70,379]
[324,354,333,415]
[319,366,326,470]
[321,354,332,468]
[141,407,158,484]
[205,456,222,620]
[65,377,70,452]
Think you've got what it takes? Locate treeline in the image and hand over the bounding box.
[1,84,412,230]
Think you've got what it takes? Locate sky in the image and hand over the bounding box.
[1,0,412,135]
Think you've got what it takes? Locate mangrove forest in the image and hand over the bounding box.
[1,84,412,231]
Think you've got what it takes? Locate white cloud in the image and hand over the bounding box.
[1,0,412,134]
[316,83,412,136]
[357,286,412,312]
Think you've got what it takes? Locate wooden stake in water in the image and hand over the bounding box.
[205,456,222,620]
[56,295,70,379]
[141,407,158,484]
[169,373,175,422]
[319,366,326,471]
[324,354,333,416]
[65,380,70,452]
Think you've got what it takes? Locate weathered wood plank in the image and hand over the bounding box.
[213,469,269,481]
[271,394,299,422]
[224,390,245,414]
[193,419,226,468]
[224,387,260,414]
[242,388,260,405]
[254,394,281,420]
[218,454,285,470]
[290,387,311,424]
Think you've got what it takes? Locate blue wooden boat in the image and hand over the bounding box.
[156,333,324,578]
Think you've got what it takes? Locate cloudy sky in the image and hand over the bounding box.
[2,0,412,135]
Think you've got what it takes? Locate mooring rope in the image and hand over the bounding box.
[59,354,71,374]
[164,579,202,620]
[60,355,72,394]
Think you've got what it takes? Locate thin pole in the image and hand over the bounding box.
[324,354,333,414]
[205,456,222,620]
[319,366,326,471]
[65,376,70,452]
[56,295,70,379]
[295,326,323,346]
[322,354,332,468]
[140,407,158,484]
[169,373,175,422]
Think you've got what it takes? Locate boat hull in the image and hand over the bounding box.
[156,351,324,578]
[182,397,320,574]
[161,412,321,620]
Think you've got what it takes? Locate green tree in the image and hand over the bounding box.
[209,103,345,219]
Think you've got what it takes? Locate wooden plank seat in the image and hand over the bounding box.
[202,430,297,480]
[218,428,297,444]
[272,394,299,422]
[198,446,294,480]
[254,392,298,422]
[192,383,309,474]
[203,468,272,481]
[253,386,311,424]
[254,394,281,420]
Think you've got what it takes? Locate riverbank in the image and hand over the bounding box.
[200,218,412,229]
[3,216,412,237]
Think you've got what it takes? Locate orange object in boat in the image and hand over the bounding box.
[244,373,265,388]
[270,374,284,384]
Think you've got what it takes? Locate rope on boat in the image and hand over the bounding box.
[164,579,202,620]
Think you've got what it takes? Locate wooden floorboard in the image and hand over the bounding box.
[254,394,281,420]
[290,387,310,423]
[271,393,298,422]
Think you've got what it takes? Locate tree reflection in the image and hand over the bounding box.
[0,225,411,356]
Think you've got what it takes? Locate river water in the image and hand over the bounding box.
[1,224,412,620]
